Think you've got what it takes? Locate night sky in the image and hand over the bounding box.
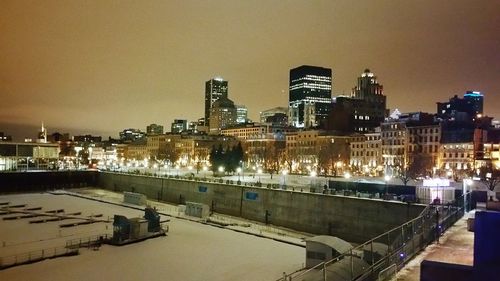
[1,0,499,140]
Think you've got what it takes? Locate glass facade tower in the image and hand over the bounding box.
[289,65,332,128]
[205,77,228,127]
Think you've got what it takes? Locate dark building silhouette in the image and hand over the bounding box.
[171,119,187,133]
[438,92,490,145]
[437,91,483,121]
[119,128,146,143]
[289,65,332,128]
[146,123,164,135]
[265,113,288,126]
[209,96,237,134]
[205,77,228,127]
[48,132,70,143]
[73,134,102,143]
[327,69,387,133]
[0,132,12,142]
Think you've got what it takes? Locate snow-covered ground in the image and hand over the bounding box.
[0,190,305,281]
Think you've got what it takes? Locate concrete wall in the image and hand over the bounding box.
[0,170,98,192]
[98,172,425,243]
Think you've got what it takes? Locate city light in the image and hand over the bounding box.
[1,3,497,280]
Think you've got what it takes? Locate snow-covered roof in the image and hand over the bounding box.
[306,235,352,254]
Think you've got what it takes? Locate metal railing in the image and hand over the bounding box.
[0,247,78,270]
[0,233,111,270]
[65,233,111,249]
[280,193,468,281]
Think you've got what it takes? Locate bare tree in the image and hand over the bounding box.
[163,142,179,166]
[282,149,297,173]
[317,138,350,176]
[397,167,412,186]
[263,141,285,179]
[397,153,432,186]
[478,165,500,191]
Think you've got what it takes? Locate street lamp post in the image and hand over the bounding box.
[239,161,244,179]
[202,165,208,179]
[236,167,242,182]
[463,178,472,212]
[344,172,356,193]
[384,175,392,196]
[310,170,317,192]
[282,170,288,189]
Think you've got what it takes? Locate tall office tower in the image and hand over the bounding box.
[350,69,387,131]
[288,65,332,128]
[327,69,387,133]
[437,91,484,121]
[209,97,237,134]
[205,77,228,127]
[236,105,248,124]
[146,123,164,135]
[37,122,47,143]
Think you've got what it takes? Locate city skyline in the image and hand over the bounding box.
[1,0,499,140]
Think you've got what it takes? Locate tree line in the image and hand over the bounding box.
[209,142,244,174]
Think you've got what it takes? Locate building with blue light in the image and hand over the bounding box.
[437,91,484,121]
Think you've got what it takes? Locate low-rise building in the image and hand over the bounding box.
[350,129,382,175]
[0,142,59,171]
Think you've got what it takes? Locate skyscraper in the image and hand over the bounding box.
[236,105,248,124]
[37,122,47,143]
[327,69,387,133]
[205,77,228,127]
[209,97,237,134]
[350,69,387,131]
[288,65,332,128]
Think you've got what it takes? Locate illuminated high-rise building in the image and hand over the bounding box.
[37,122,47,143]
[327,69,387,133]
[288,65,332,128]
[209,97,237,134]
[236,105,248,124]
[205,77,228,127]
